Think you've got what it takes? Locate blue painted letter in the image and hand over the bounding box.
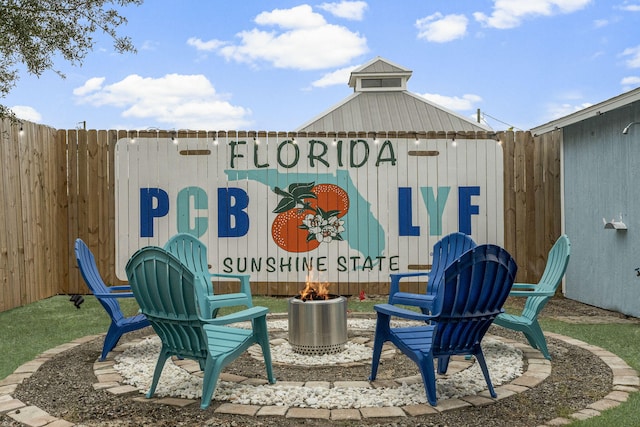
[458,186,480,235]
[218,188,250,237]
[140,188,169,237]
[398,187,420,236]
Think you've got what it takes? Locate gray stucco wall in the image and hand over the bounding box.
[563,101,640,317]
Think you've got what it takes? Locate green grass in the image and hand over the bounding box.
[1,296,638,426]
[0,294,385,380]
[537,319,640,426]
[0,295,142,379]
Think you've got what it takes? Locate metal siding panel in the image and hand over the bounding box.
[564,106,640,317]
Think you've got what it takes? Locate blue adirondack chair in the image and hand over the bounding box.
[370,244,518,406]
[164,233,252,317]
[388,232,476,313]
[74,238,149,361]
[125,246,275,409]
[493,235,571,360]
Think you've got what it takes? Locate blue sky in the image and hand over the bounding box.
[5,0,640,131]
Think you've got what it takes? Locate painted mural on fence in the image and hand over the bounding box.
[115,136,504,282]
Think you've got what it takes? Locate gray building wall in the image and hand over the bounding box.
[563,101,640,316]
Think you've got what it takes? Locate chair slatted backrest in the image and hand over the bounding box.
[164,233,209,278]
[126,246,208,360]
[427,232,477,294]
[75,239,124,323]
[164,233,214,316]
[522,235,571,320]
[431,244,517,354]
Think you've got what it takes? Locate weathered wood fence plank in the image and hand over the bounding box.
[0,122,563,312]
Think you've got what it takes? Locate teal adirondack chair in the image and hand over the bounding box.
[370,244,518,406]
[126,246,275,409]
[164,233,253,317]
[493,234,571,360]
[75,238,149,361]
[388,232,476,313]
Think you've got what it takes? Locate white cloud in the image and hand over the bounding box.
[316,1,368,20]
[187,37,225,51]
[621,76,640,85]
[73,77,106,96]
[312,65,359,87]
[140,40,159,51]
[73,74,252,129]
[621,76,640,91]
[255,5,327,29]
[10,105,42,123]
[419,92,483,112]
[545,101,593,121]
[416,13,468,43]
[189,5,367,70]
[474,0,592,29]
[618,1,640,12]
[593,18,608,28]
[621,45,640,68]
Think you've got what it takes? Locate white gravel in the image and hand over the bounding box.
[114,319,523,409]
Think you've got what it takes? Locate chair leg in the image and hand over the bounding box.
[200,355,225,409]
[254,316,276,384]
[369,312,390,381]
[101,322,123,361]
[417,353,438,406]
[147,349,170,398]
[474,350,497,398]
[524,321,551,360]
[437,356,451,374]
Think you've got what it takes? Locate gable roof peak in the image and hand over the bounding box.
[348,56,412,88]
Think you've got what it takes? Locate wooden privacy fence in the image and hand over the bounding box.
[0,121,562,312]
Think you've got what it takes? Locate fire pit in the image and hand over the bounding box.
[288,279,347,355]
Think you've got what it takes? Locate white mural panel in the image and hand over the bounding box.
[115,135,504,283]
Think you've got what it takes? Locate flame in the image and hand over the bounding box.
[300,269,330,301]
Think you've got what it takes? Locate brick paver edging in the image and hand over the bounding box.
[0,331,638,426]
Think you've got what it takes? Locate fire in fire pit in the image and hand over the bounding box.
[299,275,330,301]
[288,273,347,355]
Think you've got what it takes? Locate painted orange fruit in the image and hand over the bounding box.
[308,184,350,218]
[271,208,321,253]
[271,183,350,252]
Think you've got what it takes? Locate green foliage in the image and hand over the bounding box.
[0,0,143,117]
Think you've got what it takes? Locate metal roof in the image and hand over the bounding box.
[296,57,491,133]
[531,87,640,135]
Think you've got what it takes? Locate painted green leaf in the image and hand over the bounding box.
[273,197,296,213]
[289,182,316,200]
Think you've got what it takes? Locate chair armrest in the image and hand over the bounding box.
[388,292,435,310]
[389,272,430,300]
[94,291,136,298]
[107,285,132,291]
[510,283,537,289]
[202,294,251,310]
[203,306,269,325]
[508,289,555,297]
[374,303,435,322]
[211,273,252,298]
